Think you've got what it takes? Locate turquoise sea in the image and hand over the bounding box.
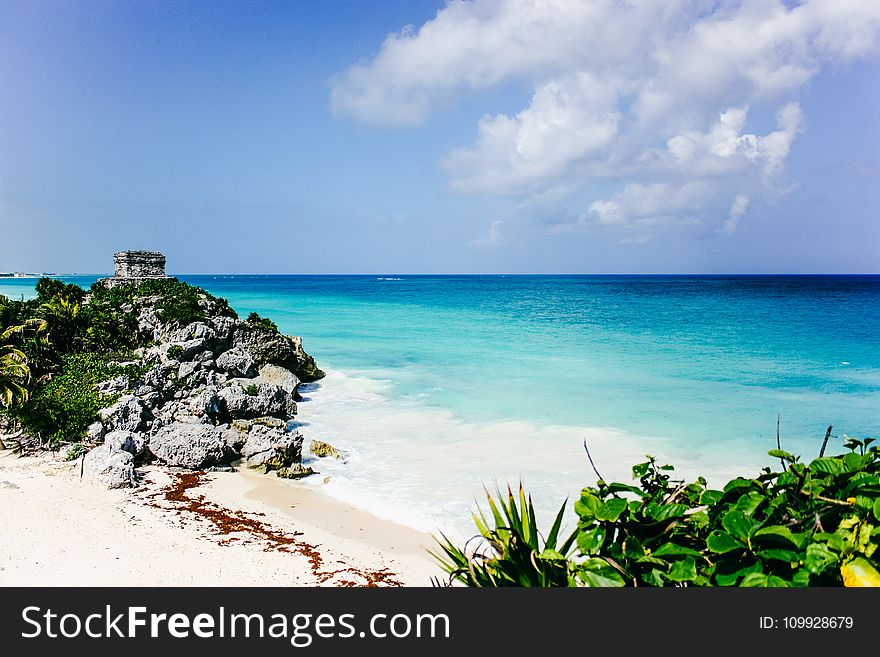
[2,275,878,535]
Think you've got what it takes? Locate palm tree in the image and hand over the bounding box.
[0,320,45,450]
[38,294,82,353]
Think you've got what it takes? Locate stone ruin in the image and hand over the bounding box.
[98,251,169,288]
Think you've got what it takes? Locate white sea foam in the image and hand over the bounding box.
[295,368,765,540]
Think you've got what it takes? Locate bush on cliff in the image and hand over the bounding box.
[433,434,880,587]
[84,278,237,351]
[15,353,146,444]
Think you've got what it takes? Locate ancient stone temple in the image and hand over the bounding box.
[98,250,169,288]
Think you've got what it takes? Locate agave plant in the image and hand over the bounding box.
[431,484,577,586]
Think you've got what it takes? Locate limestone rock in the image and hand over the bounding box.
[216,347,257,378]
[83,442,137,489]
[257,364,300,395]
[230,321,324,382]
[86,421,106,444]
[99,395,150,433]
[240,426,303,471]
[182,385,223,420]
[217,381,297,420]
[276,464,315,479]
[104,429,147,459]
[95,375,129,395]
[148,423,238,469]
[310,439,343,460]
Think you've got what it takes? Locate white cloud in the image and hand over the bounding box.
[444,73,620,195]
[470,219,504,248]
[718,195,752,236]
[332,0,880,235]
[579,181,714,230]
[663,102,803,181]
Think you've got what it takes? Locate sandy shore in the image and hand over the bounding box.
[0,451,440,587]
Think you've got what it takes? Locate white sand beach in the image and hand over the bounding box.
[0,451,440,587]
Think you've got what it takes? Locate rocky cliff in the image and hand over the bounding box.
[79,285,324,488]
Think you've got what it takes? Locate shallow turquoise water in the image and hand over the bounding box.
[3,275,878,533]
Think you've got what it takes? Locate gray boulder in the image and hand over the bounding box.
[241,426,303,471]
[86,421,106,444]
[99,395,150,433]
[216,347,257,378]
[257,364,300,395]
[177,360,200,382]
[95,375,129,395]
[229,321,324,382]
[149,422,238,469]
[182,385,224,420]
[104,429,147,459]
[217,381,296,420]
[83,442,137,489]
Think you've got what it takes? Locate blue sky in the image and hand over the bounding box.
[1,0,878,274]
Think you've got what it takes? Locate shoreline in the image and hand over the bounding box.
[0,451,439,587]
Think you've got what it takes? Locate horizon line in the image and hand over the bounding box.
[5,272,879,277]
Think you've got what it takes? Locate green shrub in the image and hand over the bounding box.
[247,312,278,332]
[244,384,259,396]
[167,344,185,359]
[14,353,144,445]
[63,443,86,461]
[86,278,237,349]
[35,278,85,306]
[434,435,880,587]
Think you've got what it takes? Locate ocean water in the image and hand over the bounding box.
[3,275,878,537]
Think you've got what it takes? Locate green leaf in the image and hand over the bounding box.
[667,557,697,582]
[723,478,754,493]
[804,543,838,575]
[538,548,566,561]
[808,457,848,476]
[595,497,628,522]
[646,568,665,587]
[722,510,758,542]
[707,531,742,554]
[653,542,702,558]
[873,497,880,522]
[815,531,847,553]
[545,499,568,551]
[714,561,761,586]
[734,491,764,517]
[576,527,606,555]
[574,492,600,520]
[623,536,645,560]
[604,482,645,497]
[740,573,769,587]
[768,449,797,462]
[843,452,864,473]
[648,503,689,522]
[700,489,723,506]
[754,525,803,549]
[577,559,625,587]
[756,549,800,564]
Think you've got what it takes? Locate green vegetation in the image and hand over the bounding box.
[85,278,236,352]
[15,353,146,444]
[166,344,185,359]
[0,277,237,446]
[63,443,86,461]
[247,312,278,332]
[434,434,880,587]
[244,383,259,396]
